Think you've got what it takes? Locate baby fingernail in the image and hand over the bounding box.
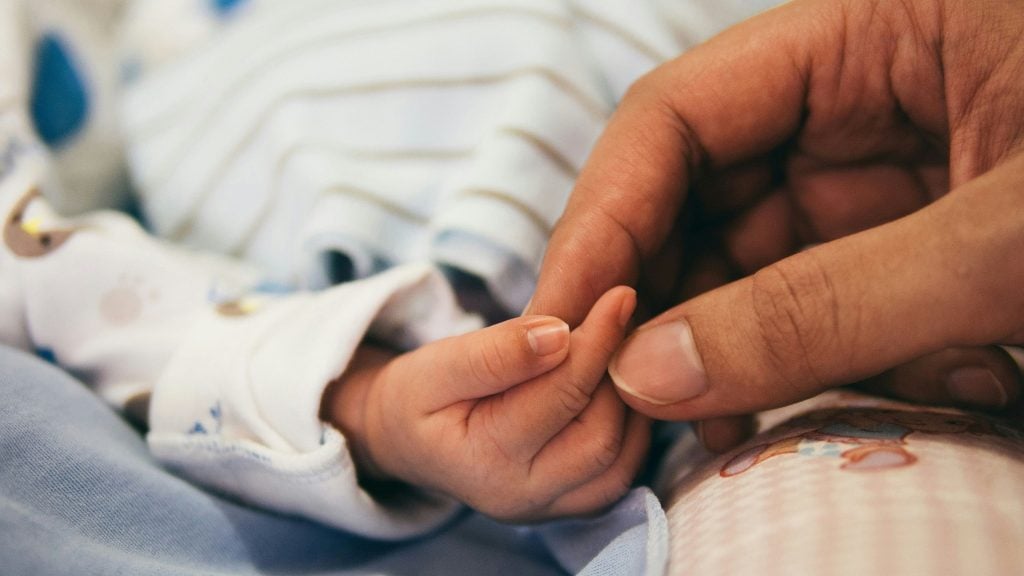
[945,367,1009,408]
[618,288,637,328]
[527,318,570,356]
[609,320,708,405]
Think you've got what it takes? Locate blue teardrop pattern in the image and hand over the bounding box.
[30,33,90,148]
[210,0,249,17]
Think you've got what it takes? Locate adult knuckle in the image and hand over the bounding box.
[749,252,842,391]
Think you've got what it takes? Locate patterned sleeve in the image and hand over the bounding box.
[0,146,471,537]
[0,2,471,538]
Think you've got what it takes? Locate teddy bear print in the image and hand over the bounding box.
[3,187,76,258]
[720,408,1008,477]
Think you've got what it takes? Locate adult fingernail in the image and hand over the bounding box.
[526,318,570,356]
[945,367,1009,408]
[609,320,708,405]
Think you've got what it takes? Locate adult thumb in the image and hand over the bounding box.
[608,155,1024,420]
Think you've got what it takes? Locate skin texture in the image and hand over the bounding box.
[321,287,651,522]
[528,0,1024,448]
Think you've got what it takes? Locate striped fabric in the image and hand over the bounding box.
[117,0,774,311]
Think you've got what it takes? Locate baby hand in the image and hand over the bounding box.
[323,287,648,522]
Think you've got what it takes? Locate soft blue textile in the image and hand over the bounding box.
[0,346,666,575]
[538,489,668,575]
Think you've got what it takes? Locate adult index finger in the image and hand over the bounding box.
[528,1,819,325]
[608,152,1024,421]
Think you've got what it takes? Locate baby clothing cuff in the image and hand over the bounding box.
[147,263,480,539]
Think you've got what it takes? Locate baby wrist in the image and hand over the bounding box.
[321,344,395,483]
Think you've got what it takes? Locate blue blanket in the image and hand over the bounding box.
[0,345,667,575]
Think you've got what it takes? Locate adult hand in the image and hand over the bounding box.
[529,0,1024,447]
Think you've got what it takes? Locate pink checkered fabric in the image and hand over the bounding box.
[660,392,1024,576]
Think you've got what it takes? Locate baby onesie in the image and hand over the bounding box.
[1,0,780,538]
